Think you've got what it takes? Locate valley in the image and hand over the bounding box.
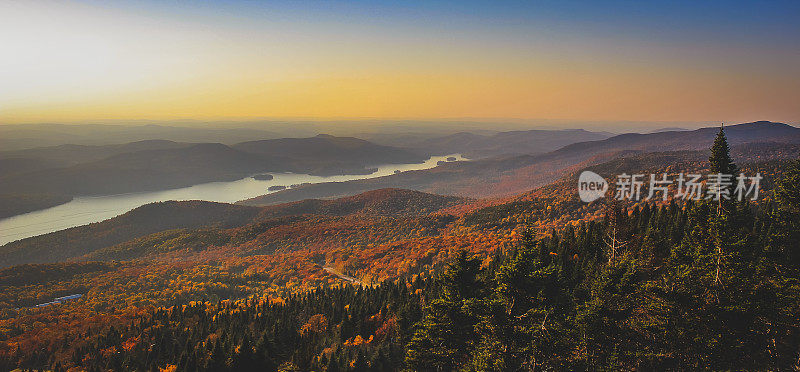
[0,134,429,218]
[0,121,799,371]
[0,154,465,245]
[242,121,800,204]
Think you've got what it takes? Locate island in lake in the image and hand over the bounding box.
[268,185,286,191]
[252,174,274,180]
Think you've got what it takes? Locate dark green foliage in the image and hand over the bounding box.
[406,251,484,371]
[709,125,738,175]
[410,198,800,370]
[771,156,800,269]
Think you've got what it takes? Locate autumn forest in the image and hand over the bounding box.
[0,123,797,371]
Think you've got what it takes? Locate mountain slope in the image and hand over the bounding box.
[241,121,800,205]
[0,188,469,267]
[256,188,469,219]
[410,129,611,158]
[0,135,429,217]
[552,121,800,157]
[0,123,280,151]
[0,140,192,167]
[0,201,261,268]
[233,134,427,175]
[0,143,275,196]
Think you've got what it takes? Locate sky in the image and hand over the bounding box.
[1,0,799,125]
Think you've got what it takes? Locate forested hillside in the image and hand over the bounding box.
[255,189,469,219]
[5,179,798,370]
[0,201,262,268]
[0,129,798,370]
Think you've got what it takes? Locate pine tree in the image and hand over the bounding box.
[709,125,738,175]
[405,251,483,371]
[475,239,569,371]
[773,156,800,269]
[706,125,744,290]
[604,200,630,264]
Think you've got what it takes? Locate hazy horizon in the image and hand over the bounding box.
[3,118,797,135]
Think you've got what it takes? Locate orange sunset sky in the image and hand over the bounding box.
[1,1,798,125]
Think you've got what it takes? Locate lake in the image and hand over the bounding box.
[0,154,466,245]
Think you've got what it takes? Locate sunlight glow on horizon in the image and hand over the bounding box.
[1,1,799,125]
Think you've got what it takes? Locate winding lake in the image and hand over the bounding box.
[0,154,466,245]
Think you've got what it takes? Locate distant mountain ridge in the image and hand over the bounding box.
[403,128,612,158]
[2,120,797,266]
[0,140,191,167]
[649,127,689,133]
[233,134,427,174]
[0,127,615,218]
[0,143,273,197]
[0,135,427,217]
[0,124,280,151]
[554,121,799,156]
[2,121,796,219]
[241,121,800,205]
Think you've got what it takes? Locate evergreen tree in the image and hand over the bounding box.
[706,125,747,293]
[405,251,483,371]
[773,156,800,269]
[709,125,738,175]
[469,238,570,371]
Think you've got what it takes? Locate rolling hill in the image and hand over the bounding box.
[0,188,467,267]
[0,201,262,268]
[2,125,798,371]
[0,139,192,167]
[232,134,428,175]
[0,143,274,196]
[255,188,469,219]
[0,135,427,217]
[407,128,612,158]
[551,121,800,157]
[0,123,281,151]
[241,121,800,206]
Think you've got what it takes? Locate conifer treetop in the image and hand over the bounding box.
[709,123,738,175]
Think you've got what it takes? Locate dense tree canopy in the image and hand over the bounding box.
[1,129,799,371]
